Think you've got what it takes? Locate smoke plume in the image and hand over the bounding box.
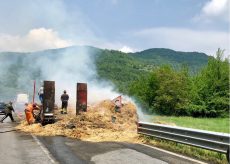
[32,46,120,106]
[0,46,148,120]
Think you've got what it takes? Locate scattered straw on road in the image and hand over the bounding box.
[16,100,142,143]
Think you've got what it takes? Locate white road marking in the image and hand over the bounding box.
[139,143,208,164]
[32,135,58,164]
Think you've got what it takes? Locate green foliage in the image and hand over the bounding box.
[95,48,208,94]
[0,46,217,117]
[129,65,190,115]
[96,50,148,93]
[144,115,229,163]
[129,73,159,110]
[132,48,208,73]
[145,137,228,164]
[0,46,208,98]
[129,49,229,117]
[154,66,190,115]
[189,49,229,117]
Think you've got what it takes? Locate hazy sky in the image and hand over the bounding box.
[0,0,229,56]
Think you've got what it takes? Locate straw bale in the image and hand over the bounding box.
[16,100,141,143]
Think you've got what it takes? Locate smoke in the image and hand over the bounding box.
[122,96,151,122]
[0,46,149,121]
[0,0,149,120]
[30,46,120,107]
[0,47,117,103]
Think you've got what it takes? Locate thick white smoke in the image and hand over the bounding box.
[33,46,119,107]
[0,46,147,120]
[32,46,147,120]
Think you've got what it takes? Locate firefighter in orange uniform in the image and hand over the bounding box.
[24,103,37,125]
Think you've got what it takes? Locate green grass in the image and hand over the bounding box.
[150,116,230,133]
[143,136,228,164]
[141,115,230,163]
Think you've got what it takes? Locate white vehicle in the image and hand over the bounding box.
[15,94,29,111]
[16,93,29,103]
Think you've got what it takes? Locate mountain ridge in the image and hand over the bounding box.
[0,46,209,100]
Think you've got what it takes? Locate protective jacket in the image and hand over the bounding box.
[5,104,14,114]
[61,93,69,102]
[25,104,35,124]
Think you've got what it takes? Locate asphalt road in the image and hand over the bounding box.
[0,115,206,164]
[0,119,53,164]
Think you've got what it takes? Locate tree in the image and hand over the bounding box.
[153,66,190,115]
[190,49,229,117]
[129,73,159,110]
[129,65,190,115]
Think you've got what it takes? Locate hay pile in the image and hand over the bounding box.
[16,100,140,142]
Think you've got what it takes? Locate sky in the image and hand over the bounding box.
[0,0,229,56]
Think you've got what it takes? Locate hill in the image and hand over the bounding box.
[0,46,209,100]
[131,48,208,72]
[96,48,209,93]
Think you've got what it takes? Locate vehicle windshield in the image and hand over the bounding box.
[0,103,6,108]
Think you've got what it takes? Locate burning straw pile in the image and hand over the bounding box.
[16,100,140,142]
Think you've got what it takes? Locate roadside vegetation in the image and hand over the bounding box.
[150,115,229,133]
[143,136,228,164]
[96,48,208,94]
[129,49,229,118]
[102,49,228,164]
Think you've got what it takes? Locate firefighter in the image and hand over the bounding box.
[61,90,69,114]
[33,103,41,123]
[114,100,121,113]
[0,101,15,123]
[38,84,44,104]
[24,103,39,125]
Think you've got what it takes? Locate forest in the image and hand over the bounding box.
[128,49,229,117]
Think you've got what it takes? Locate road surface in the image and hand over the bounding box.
[0,116,206,164]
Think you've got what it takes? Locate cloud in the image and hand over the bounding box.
[132,27,229,56]
[195,0,229,22]
[0,28,73,52]
[0,26,135,54]
[119,46,134,53]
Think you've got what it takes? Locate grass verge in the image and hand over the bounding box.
[150,116,229,133]
[141,116,229,163]
[142,135,228,164]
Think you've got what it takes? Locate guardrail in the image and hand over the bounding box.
[138,122,230,161]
